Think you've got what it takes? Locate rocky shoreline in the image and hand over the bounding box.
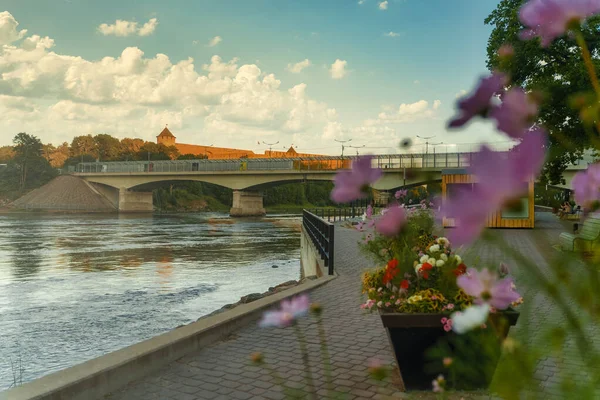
[194,275,319,323]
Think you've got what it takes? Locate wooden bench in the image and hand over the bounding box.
[559,214,600,252]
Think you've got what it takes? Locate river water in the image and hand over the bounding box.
[0,212,301,389]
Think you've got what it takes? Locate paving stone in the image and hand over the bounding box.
[105,214,599,400]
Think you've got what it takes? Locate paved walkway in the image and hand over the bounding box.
[107,213,599,400]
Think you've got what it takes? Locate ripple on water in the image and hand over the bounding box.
[0,213,301,388]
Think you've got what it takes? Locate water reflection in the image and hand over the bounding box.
[0,212,301,388]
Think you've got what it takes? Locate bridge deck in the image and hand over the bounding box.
[106,213,599,400]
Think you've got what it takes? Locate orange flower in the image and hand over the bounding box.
[400,279,409,289]
[453,263,467,277]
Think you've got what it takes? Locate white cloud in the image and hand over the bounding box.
[0,11,27,45]
[379,1,388,10]
[384,31,400,37]
[358,0,366,4]
[366,100,442,125]
[330,59,348,79]
[0,12,341,147]
[98,18,158,37]
[207,36,222,47]
[286,59,311,73]
[413,80,420,84]
[138,18,158,37]
[192,40,199,45]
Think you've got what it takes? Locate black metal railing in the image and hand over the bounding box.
[302,209,335,275]
[309,207,371,223]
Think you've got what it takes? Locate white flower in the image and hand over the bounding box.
[419,255,429,263]
[427,257,436,265]
[429,244,440,253]
[437,237,450,246]
[415,263,422,273]
[436,260,445,267]
[377,301,383,308]
[451,304,490,334]
[380,209,388,216]
[454,255,462,264]
[440,253,448,262]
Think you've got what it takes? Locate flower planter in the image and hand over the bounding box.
[379,311,519,391]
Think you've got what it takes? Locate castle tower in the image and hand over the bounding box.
[157,126,176,147]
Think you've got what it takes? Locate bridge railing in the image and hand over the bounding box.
[302,210,335,275]
[70,152,477,174]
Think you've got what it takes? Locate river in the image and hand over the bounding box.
[0,212,302,389]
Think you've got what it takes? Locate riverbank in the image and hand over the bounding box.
[0,213,302,389]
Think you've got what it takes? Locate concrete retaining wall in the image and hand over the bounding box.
[118,188,153,212]
[0,275,335,400]
[300,225,327,278]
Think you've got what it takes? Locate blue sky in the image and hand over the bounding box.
[0,0,511,154]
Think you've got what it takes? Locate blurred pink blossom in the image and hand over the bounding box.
[490,88,539,138]
[519,0,600,47]
[259,295,310,328]
[331,156,382,203]
[375,206,407,237]
[448,72,507,128]
[457,268,521,310]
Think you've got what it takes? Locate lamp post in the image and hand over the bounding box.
[346,144,365,156]
[334,138,352,159]
[416,135,436,155]
[262,141,279,158]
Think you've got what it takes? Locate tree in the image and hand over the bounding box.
[42,142,70,168]
[136,142,180,161]
[11,133,57,191]
[178,153,207,160]
[0,146,15,163]
[94,134,122,161]
[71,135,97,158]
[484,0,600,184]
[120,138,145,160]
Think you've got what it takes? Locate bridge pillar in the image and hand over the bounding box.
[230,190,266,217]
[118,187,153,213]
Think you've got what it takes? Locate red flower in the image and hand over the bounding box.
[422,272,429,280]
[400,280,409,289]
[453,263,467,277]
[421,262,433,271]
[382,258,400,285]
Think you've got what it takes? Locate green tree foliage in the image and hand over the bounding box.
[136,142,180,161]
[484,0,600,184]
[70,135,97,158]
[94,134,122,161]
[0,133,57,194]
[177,153,207,160]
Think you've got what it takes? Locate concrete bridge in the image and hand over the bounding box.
[71,152,588,215]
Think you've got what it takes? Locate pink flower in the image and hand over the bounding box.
[448,72,507,128]
[375,206,407,237]
[457,268,521,310]
[519,0,600,47]
[447,303,455,310]
[366,205,374,218]
[441,317,448,324]
[395,189,407,199]
[356,221,364,231]
[441,129,546,245]
[443,324,452,332]
[572,163,600,208]
[259,294,310,328]
[331,156,382,203]
[489,88,539,138]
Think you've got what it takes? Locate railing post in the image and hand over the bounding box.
[328,223,335,275]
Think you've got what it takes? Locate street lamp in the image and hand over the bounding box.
[416,135,436,155]
[262,141,279,158]
[334,138,352,158]
[346,144,365,156]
